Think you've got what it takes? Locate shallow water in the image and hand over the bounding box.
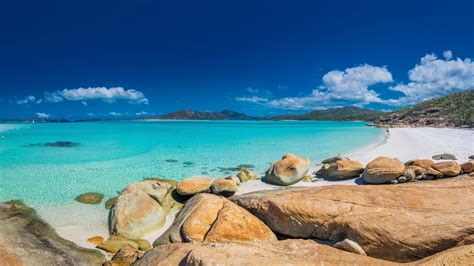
[0,121,381,227]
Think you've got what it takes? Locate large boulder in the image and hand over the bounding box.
[264,153,310,186]
[430,161,462,177]
[232,176,474,262]
[210,179,238,197]
[154,193,276,246]
[0,200,104,265]
[136,240,395,265]
[176,176,213,196]
[415,244,474,265]
[405,159,434,169]
[461,160,474,173]
[321,155,350,164]
[316,159,364,179]
[363,156,404,184]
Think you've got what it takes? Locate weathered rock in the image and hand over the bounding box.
[87,236,104,245]
[232,176,474,262]
[136,239,152,251]
[470,155,474,160]
[154,193,276,246]
[404,165,426,180]
[431,161,462,177]
[105,196,118,209]
[110,245,144,265]
[322,155,351,164]
[136,240,395,265]
[363,156,404,184]
[426,166,445,178]
[334,239,367,256]
[264,153,310,186]
[225,174,241,186]
[109,190,166,240]
[176,176,213,196]
[302,175,314,182]
[0,200,104,265]
[236,168,257,182]
[432,153,457,160]
[397,176,408,183]
[415,244,474,265]
[210,179,238,197]
[461,160,474,173]
[316,159,364,179]
[405,159,434,169]
[96,235,139,253]
[74,192,104,204]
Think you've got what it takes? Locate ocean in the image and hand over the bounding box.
[0,121,382,233]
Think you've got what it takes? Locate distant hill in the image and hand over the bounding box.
[373,90,474,128]
[263,106,386,122]
[150,110,255,120]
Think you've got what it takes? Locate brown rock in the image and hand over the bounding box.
[136,240,395,265]
[74,192,104,204]
[317,159,364,179]
[363,156,404,184]
[415,244,474,265]
[431,161,462,177]
[110,245,144,265]
[426,166,445,178]
[136,239,152,251]
[461,160,474,173]
[405,159,434,169]
[232,176,474,262]
[96,236,139,253]
[176,176,213,196]
[236,168,257,182]
[264,153,310,186]
[210,179,238,197]
[105,196,118,210]
[154,193,276,246]
[87,236,104,245]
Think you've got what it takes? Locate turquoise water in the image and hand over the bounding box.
[0,121,382,207]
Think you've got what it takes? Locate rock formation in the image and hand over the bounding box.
[264,153,310,185]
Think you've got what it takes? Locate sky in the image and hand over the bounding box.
[1,0,473,119]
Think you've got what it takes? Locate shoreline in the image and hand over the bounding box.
[9,127,474,248]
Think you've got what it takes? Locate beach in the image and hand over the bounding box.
[52,126,473,248]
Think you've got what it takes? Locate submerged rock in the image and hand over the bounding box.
[232,175,474,262]
[236,167,257,182]
[26,141,81,148]
[264,153,310,186]
[316,159,364,179]
[176,176,213,196]
[363,156,404,184]
[154,193,276,246]
[75,192,104,204]
[0,200,104,264]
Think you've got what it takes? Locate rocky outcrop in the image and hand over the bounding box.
[154,193,276,246]
[0,200,104,265]
[316,159,364,179]
[264,153,310,185]
[176,176,213,196]
[136,240,395,265]
[363,156,404,184]
[232,176,474,262]
[109,180,180,240]
[210,179,238,197]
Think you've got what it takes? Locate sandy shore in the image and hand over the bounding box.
[52,127,473,248]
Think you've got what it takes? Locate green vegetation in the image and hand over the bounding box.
[264,106,387,121]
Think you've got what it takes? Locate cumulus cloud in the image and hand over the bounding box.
[44,87,149,105]
[235,96,269,103]
[36,112,50,118]
[109,112,122,116]
[387,51,474,105]
[15,95,42,105]
[135,111,149,116]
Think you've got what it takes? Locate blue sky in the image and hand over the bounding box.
[1,0,473,119]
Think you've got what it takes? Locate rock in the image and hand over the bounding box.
[415,244,474,265]
[397,176,407,183]
[225,174,241,186]
[0,200,104,265]
[426,166,445,178]
[316,159,364,179]
[87,236,104,245]
[431,161,462,177]
[105,196,118,209]
[470,172,474,177]
[136,240,394,265]
[136,239,152,251]
[109,190,166,240]
[334,239,367,256]
[176,176,213,196]
[96,236,139,253]
[461,160,474,173]
[470,155,474,160]
[264,153,310,186]
[110,245,144,265]
[405,159,434,169]
[363,156,404,184]
[123,180,176,208]
[74,192,104,204]
[236,168,257,182]
[404,165,426,180]
[302,175,314,182]
[432,153,457,160]
[210,179,238,197]
[154,193,276,246]
[232,176,474,262]
[321,155,350,164]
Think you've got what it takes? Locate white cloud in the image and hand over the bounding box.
[81,101,88,106]
[235,96,269,103]
[87,113,95,117]
[109,112,122,116]
[15,95,42,105]
[387,51,474,105]
[135,111,149,116]
[36,112,50,118]
[44,87,149,105]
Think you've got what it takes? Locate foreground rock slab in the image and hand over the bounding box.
[264,153,310,185]
[154,193,276,246]
[232,175,474,262]
[137,240,395,265]
[0,200,104,265]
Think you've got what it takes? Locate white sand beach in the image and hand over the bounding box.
[54,127,474,248]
